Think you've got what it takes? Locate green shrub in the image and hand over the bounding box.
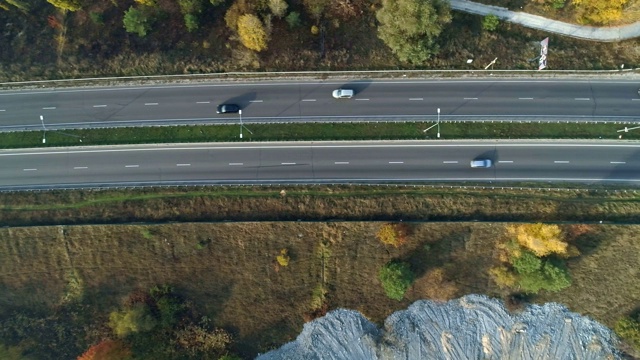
[108,303,157,337]
[482,14,499,31]
[123,6,152,37]
[184,13,199,32]
[516,257,571,293]
[285,11,301,28]
[379,261,414,301]
[615,316,640,349]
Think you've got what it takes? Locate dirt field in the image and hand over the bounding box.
[0,221,637,358]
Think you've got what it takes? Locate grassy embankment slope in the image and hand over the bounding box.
[0,220,638,357]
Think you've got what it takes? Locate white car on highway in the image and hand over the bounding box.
[470,159,492,168]
[332,89,354,99]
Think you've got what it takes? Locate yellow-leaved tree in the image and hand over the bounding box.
[572,0,629,25]
[507,223,568,257]
[237,14,269,52]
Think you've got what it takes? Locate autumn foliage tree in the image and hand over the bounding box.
[376,223,409,248]
[507,223,569,257]
[237,14,269,51]
[572,0,628,25]
[77,340,132,360]
[47,0,83,11]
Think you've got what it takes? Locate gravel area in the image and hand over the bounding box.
[256,294,620,360]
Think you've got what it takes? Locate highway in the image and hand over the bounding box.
[0,141,639,190]
[1,79,640,130]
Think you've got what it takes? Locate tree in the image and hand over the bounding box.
[482,14,499,31]
[237,14,269,52]
[0,343,33,360]
[184,13,199,32]
[508,223,569,257]
[303,0,329,20]
[46,0,82,11]
[108,303,157,337]
[178,0,204,15]
[512,252,571,293]
[77,340,132,360]
[1,0,30,11]
[285,11,301,28]
[376,0,451,64]
[573,0,628,25]
[376,223,408,248]
[379,261,415,301]
[123,6,152,37]
[269,0,288,18]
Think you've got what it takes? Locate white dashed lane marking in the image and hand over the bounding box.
[229,163,244,166]
[93,105,107,108]
[443,161,458,164]
[389,161,404,164]
[334,161,350,164]
[574,98,590,101]
[610,161,626,164]
[196,101,210,104]
[518,98,533,100]
[125,165,139,168]
[249,100,263,103]
[301,99,316,102]
[554,161,570,164]
[42,107,56,110]
[409,98,423,101]
[498,161,514,163]
[176,163,191,166]
[464,97,478,100]
[355,99,370,101]
[73,166,88,169]
[23,168,37,171]
[281,162,296,165]
[144,103,158,106]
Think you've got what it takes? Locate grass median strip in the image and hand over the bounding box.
[0,121,637,149]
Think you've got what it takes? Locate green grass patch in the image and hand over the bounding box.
[1,121,637,149]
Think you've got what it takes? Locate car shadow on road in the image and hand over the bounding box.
[219,91,258,111]
[337,79,373,96]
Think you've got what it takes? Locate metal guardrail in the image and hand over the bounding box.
[1,69,639,88]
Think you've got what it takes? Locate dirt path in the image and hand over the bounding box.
[450,0,640,41]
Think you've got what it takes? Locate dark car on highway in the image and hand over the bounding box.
[216,104,240,114]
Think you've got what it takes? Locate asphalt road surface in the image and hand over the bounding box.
[1,79,640,130]
[0,141,638,190]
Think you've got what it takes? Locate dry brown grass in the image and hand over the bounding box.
[0,221,636,357]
